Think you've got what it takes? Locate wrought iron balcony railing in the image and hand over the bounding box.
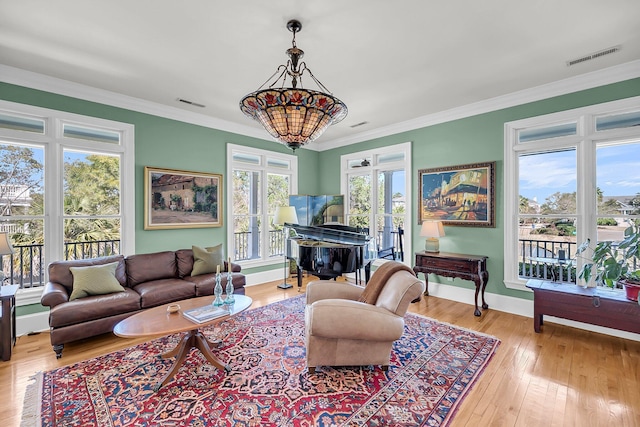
[1,240,121,289]
[2,236,625,290]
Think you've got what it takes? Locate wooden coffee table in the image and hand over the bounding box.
[114,294,252,391]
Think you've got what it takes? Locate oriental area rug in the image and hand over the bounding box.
[22,295,500,427]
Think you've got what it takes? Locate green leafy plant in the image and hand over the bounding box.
[576,223,640,287]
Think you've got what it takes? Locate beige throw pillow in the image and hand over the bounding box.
[191,244,224,276]
[69,261,125,301]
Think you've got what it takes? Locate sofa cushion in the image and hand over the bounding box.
[191,244,224,276]
[49,288,141,328]
[48,255,126,294]
[177,249,241,277]
[125,251,177,287]
[187,272,246,296]
[69,262,125,300]
[133,278,196,308]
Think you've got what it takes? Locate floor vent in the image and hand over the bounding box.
[567,45,621,67]
[177,98,206,108]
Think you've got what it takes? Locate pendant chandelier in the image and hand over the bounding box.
[240,19,348,151]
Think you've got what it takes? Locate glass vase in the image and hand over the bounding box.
[213,272,224,306]
[224,269,235,305]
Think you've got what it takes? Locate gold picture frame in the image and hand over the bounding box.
[144,166,222,230]
[418,161,496,227]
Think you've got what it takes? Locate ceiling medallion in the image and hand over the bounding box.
[240,19,348,151]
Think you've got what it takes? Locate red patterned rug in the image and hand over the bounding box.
[23,295,500,426]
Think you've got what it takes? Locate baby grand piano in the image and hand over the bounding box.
[286,223,374,289]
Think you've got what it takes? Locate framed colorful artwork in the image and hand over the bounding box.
[144,166,222,230]
[418,161,495,227]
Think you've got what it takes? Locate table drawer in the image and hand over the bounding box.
[416,257,473,272]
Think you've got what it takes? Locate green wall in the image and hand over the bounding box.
[2,77,640,310]
[319,77,640,299]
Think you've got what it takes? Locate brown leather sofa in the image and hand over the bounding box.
[40,249,246,358]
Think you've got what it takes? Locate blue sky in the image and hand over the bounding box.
[519,142,640,203]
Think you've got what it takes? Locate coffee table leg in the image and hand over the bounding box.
[155,333,194,391]
[154,329,229,391]
[194,331,230,373]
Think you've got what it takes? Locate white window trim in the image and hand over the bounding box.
[504,96,640,292]
[0,100,135,305]
[226,143,298,269]
[340,141,412,262]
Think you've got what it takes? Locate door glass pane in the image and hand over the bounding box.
[233,170,261,215]
[377,169,405,249]
[63,219,121,258]
[0,142,45,288]
[232,170,261,261]
[64,151,120,215]
[519,150,577,215]
[1,143,44,216]
[267,173,290,215]
[348,174,371,229]
[596,141,640,242]
[1,218,45,288]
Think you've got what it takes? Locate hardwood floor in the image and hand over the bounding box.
[2,278,639,426]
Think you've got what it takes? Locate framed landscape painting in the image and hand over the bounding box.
[144,166,222,230]
[418,161,495,227]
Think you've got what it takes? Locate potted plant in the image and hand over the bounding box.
[576,222,640,301]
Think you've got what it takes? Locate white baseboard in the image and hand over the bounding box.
[16,311,50,337]
[425,279,640,342]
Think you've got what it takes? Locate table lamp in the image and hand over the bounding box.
[274,206,299,289]
[420,220,445,253]
[0,232,15,285]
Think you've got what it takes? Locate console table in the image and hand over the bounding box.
[526,279,640,334]
[413,251,489,316]
[1,285,19,361]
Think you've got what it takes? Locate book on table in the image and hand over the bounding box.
[182,304,229,324]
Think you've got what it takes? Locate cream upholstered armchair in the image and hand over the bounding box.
[304,261,425,373]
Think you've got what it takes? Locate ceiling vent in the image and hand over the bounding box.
[177,98,206,108]
[350,121,369,128]
[566,45,621,67]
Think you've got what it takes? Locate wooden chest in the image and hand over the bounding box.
[526,280,640,334]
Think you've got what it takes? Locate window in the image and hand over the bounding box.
[341,142,412,259]
[0,101,134,304]
[504,96,640,290]
[227,144,298,267]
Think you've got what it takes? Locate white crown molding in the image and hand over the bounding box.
[319,60,640,151]
[0,63,273,142]
[2,61,639,152]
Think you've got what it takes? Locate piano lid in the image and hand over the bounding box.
[286,223,371,246]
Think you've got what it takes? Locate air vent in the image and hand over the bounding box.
[567,45,621,67]
[177,98,206,108]
[350,121,369,128]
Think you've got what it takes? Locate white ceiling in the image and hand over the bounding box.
[1,0,640,150]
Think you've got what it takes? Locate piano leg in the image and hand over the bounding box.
[297,266,303,291]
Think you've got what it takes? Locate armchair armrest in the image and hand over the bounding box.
[41,282,70,308]
[306,280,364,305]
[306,299,405,341]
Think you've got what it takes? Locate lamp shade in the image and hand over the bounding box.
[420,221,445,238]
[420,221,444,253]
[274,206,299,226]
[0,232,14,256]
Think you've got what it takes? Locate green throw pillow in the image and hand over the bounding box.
[191,244,224,276]
[69,262,125,301]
